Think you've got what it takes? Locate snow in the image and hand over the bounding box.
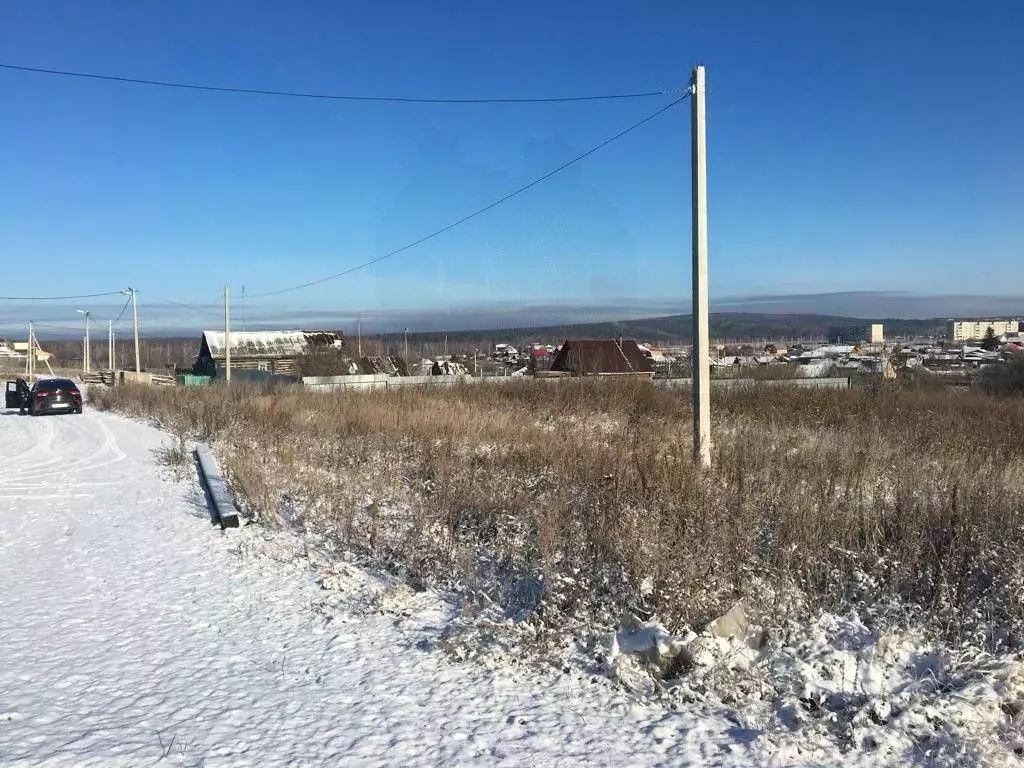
[3,407,1021,767]
[202,329,308,358]
[0,408,754,767]
[796,360,835,378]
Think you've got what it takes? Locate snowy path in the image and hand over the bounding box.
[0,409,760,768]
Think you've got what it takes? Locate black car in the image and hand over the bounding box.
[4,378,83,415]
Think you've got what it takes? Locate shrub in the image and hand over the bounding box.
[980,357,1024,396]
[92,379,1024,646]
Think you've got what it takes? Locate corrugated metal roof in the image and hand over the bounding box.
[201,330,344,360]
[358,356,409,376]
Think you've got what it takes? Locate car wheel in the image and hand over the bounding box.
[75,407,83,414]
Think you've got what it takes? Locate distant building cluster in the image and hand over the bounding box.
[183,324,1024,385]
[0,341,25,360]
[946,319,1019,342]
[0,339,52,364]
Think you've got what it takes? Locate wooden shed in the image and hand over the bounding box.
[193,330,345,377]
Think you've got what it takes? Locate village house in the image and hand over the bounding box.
[547,338,653,378]
[0,342,25,361]
[193,330,345,378]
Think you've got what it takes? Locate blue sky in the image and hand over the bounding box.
[1,1,1021,334]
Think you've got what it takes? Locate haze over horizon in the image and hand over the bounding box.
[4,291,1023,339]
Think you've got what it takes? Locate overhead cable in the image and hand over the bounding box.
[253,93,690,297]
[29,322,82,332]
[111,295,133,325]
[145,292,222,319]
[0,62,672,104]
[0,289,124,301]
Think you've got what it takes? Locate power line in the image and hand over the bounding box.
[144,292,222,318]
[30,322,82,332]
[0,62,673,104]
[110,295,133,326]
[253,93,690,298]
[0,289,123,301]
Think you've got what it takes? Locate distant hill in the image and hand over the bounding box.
[389,313,947,347]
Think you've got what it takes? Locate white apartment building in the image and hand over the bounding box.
[946,319,1019,342]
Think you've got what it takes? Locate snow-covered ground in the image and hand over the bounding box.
[0,408,760,767]
[2,407,1020,767]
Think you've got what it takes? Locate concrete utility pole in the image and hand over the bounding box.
[691,65,711,468]
[76,309,91,373]
[404,327,409,362]
[26,322,33,380]
[123,288,141,376]
[108,320,115,371]
[224,285,231,383]
[357,319,362,358]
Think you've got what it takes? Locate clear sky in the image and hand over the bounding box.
[1,1,1021,333]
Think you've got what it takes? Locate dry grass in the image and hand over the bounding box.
[90,379,1024,644]
[0,364,84,379]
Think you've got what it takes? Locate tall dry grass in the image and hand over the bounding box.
[90,379,1024,644]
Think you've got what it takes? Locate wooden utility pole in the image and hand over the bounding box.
[224,285,232,383]
[691,65,711,467]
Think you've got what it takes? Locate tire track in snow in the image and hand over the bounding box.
[2,417,111,543]
[0,411,55,469]
[0,416,88,484]
[0,412,126,486]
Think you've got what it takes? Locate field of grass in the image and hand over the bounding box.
[90,378,1024,652]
